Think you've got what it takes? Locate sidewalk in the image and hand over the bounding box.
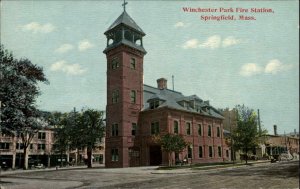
[0,164,105,176]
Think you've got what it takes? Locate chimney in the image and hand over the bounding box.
[157,78,167,90]
[273,125,277,136]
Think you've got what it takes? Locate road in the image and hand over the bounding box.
[0,161,299,189]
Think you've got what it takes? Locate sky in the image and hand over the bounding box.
[1,0,299,135]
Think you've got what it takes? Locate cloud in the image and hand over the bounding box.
[264,59,292,74]
[182,39,199,49]
[22,22,55,33]
[222,36,241,47]
[78,40,94,51]
[199,35,221,49]
[239,63,263,77]
[50,60,86,75]
[240,59,293,77]
[182,36,241,49]
[174,22,190,28]
[55,44,74,53]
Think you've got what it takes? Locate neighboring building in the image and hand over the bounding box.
[103,7,229,168]
[0,128,105,169]
[220,108,238,132]
[0,128,55,169]
[262,126,299,159]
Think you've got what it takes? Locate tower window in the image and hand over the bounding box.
[112,124,119,136]
[130,58,136,69]
[174,120,179,134]
[132,123,137,136]
[130,90,136,104]
[112,90,119,104]
[151,122,159,135]
[217,127,220,137]
[111,58,120,70]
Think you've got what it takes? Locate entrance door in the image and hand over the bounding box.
[149,145,162,166]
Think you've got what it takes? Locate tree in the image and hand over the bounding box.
[154,134,189,166]
[50,112,70,167]
[232,105,266,164]
[53,108,105,168]
[77,109,105,168]
[0,45,48,169]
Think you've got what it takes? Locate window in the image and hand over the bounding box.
[38,132,46,140]
[38,144,46,150]
[199,146,203,158]
[112,90,119,104]
[132,123,137,136]
[129,148,140,157]
[130,58,136,69]
[112,124,119,136]
[151,122,159,135]
[30,144,33,150]
[0,142,10,150]
[16,143,24,150]
[188,146,192,158]
[130,90,136,104]
[208,125,212,137]
[217,127,220,137]
[174,121,179,134]
[111,58,119,70]
[186,122,191,135]
[226,150,229,158]
[209,146,213,157]
[198,124,202,136]
[218,146,222,157]
[111,148,119,161]
[150,100,159,109]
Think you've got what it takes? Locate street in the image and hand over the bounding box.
[0,161,299,189]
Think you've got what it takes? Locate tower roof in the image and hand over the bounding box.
[105,11,145,35]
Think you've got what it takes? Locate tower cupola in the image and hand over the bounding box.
[103,4,146,54]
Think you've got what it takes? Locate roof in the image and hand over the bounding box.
[143,84,224,119]
[105,11,145,35]
[103,39,146,54]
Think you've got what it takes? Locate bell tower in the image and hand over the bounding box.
[103,2,146,168]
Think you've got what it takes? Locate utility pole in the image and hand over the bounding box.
[257,109,262,136]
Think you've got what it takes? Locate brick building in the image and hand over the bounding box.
[103,8,229,168]
[0,127,105,169]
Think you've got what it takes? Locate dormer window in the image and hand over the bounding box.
[195,105,201,112]
[150,100,160,109]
